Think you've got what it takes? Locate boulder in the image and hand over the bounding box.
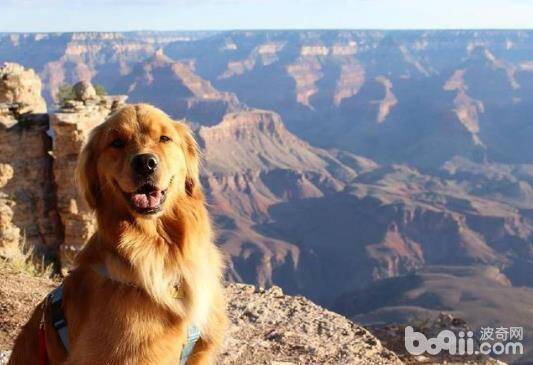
[73,81,96,101]
[0,63,47,116]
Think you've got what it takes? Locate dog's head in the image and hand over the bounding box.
[77,104,200,218]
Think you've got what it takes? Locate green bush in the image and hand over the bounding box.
[55,84,75,105]
[94,84,107,96]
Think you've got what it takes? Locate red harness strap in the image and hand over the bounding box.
[38,324,48,365]
[38,304,49,365]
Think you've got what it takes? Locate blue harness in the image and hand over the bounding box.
[48,274,200,365]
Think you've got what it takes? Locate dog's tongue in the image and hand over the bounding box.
[132,190,162,209]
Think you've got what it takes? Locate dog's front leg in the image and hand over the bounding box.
[184,337,219,365]
[186,297,228,365]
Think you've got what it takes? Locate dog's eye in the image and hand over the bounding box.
[160,135,171,143]
[111,138,126,149]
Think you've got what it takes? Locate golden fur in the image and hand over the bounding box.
[9,104,228,365]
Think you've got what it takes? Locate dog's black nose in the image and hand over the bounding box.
[132,153,159,176]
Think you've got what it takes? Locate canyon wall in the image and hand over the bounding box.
[1,30,532,363]
[0,63,125,269]
[0,63,59,258]
[50,92,127,270]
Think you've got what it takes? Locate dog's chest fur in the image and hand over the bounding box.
[110,230,216,335]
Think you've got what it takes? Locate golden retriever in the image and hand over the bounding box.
[9,104,227,365]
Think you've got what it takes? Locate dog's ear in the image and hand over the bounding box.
[76,126,101,209]
[174,122,201,198]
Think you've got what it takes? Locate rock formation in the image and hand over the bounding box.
[0,64,126,266]
[50,82,127,270]
[0,32,205,103]
[117,48,242,125]
[0,163,19,259]
[0,63,47,118]
[197,109,376,291]
[0,64,59,259]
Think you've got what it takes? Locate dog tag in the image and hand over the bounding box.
[171,283,184,299]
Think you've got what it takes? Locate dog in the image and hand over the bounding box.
[9,104,227,365]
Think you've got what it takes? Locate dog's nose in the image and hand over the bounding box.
[132,153,159,176]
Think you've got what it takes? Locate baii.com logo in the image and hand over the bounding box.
[405,326,524,356]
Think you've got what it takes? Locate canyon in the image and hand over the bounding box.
[1,30,533,364]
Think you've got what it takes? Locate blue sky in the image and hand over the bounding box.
[2,0,533,32]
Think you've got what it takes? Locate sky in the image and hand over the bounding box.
[2,0,533,32]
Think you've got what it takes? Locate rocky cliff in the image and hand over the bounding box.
[6,30,533,166]
[0,64,128,268]
[50,87,128,270]
[117,48,243,125]
[198,109,376,291]
[161,30,533,167]
[0,32,212,103]
[0,63,59,259]
[215,283,403,364]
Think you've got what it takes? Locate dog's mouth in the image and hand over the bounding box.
[124,183,168,215]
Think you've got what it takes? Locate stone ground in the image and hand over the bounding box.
[220,284,401,364]
[0,259,508,365]
[0,260,401,365]
[0,263,57,350]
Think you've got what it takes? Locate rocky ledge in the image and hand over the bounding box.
[221,284,401,364]
[0,261,401,365]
